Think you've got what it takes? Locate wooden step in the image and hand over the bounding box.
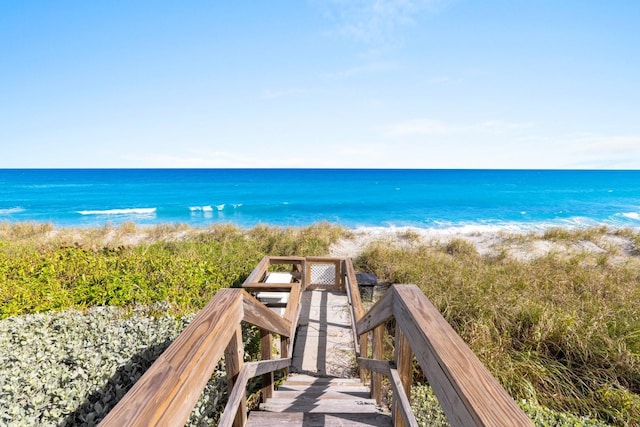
[260,399,380,414]
[272,390,371,400]
[246,411,392,426]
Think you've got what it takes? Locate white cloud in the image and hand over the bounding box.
[321,61,399,79]
[316,0,443,46]
[567,135,640,168]
[382,118,533,137]
[383,118,459,136]
[479,120,534,133]
[260,88,313,100]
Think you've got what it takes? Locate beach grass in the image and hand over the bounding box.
[2,222,640,425]
[0,221,347,318]
[355,228,640,425]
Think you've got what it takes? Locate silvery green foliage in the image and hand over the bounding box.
[0,306,227,426]
[409,384,610,427]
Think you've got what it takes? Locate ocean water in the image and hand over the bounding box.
[0,169,639,232]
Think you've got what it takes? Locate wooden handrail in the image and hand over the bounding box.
[101,257,531,427]
[218,358,292,427]
[355,285,533,427]
[100,286,293,427]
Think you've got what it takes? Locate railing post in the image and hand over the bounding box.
[372,325,385,404]
[281,336,289,377]
[225,325,246,427]
[393,327,413,427]
[260,328,274,400]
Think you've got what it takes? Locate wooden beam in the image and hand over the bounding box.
[225,326,246,427]
[392,285,533,427]
[100,289,244,426]
[218,366,250,427]
[356,358,391,376]
[393,327,413,427]
[241,291,291,337]
[267,256,305,264]
[242,283,294,292]
[389,368,419,427]
[260,329,274,400]
[244,358,292,378]
[356,287,394,335]
[243,256,270,285]
[372,325,385,404]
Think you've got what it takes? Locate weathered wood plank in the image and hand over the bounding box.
[242,291,291,337]
[245,358,291,378]
[389,368,419,427]
[225,326,246,427]
[243,256,270,285]
[242,283,294,292]
[218,365,250,427]
[247,411,392,427]
[261,329,274,400]
[393,328,412,427]
[356,357,391,376]
[268,256,306,264]
[100,289,244,426]
[372,325,385,404]
[392,285,533,427]
[356,287,394,335]
[283,282,302,358]
[344,259,365,356]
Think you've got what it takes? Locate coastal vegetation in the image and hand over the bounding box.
[0,221,346,318]
[356,229,640,426]
[1,222,639,425]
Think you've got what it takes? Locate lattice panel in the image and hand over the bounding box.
[310,263,336,285]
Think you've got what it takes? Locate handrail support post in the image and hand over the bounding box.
[393,327,413,427]
[225,325,247,427]
[260,328,274,401]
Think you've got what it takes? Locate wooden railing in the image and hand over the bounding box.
[356,285,534,427]
[100,255,533,427]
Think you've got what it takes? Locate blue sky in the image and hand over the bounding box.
[1,1,639,168]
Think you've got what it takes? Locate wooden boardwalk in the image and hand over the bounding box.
[247,374,391,426]
[100,256,534,427]
[291,290,356,378]
[248,289,392,426]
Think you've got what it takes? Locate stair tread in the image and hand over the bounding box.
[277,385,370,393]
[260,400,381,414]
[273,390,371,399]
[246,411,392,427]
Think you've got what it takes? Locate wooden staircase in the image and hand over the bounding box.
[247,374,391,426]
[100,256,534,427]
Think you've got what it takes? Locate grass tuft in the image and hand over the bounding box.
[356,230,640,425]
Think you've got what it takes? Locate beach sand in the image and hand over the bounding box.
[328,226,639,263]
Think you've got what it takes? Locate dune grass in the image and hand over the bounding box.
[355,229,640,426]
[0,222,347,319]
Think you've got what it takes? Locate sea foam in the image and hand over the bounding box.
[621,212,640,221]
[77,208,157,215]
[0,207,25,215]
[189,206,214,212]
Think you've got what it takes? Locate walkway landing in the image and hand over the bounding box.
[291,290,356,378]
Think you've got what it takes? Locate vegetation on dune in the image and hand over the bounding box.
[0,221,347,318]
[355,228,640,426]
[2,222,640,425]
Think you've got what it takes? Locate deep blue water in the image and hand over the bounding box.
[1,169,639,231]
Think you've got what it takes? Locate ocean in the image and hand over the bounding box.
[1,169,639,232]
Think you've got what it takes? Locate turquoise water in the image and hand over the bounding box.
[1,169,639,231]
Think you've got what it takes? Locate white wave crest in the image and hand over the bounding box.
[0,207,25,215]
[190,206,213,212]
[216,204,225,211]
[621,212,640,221]
[77,208,156,215]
